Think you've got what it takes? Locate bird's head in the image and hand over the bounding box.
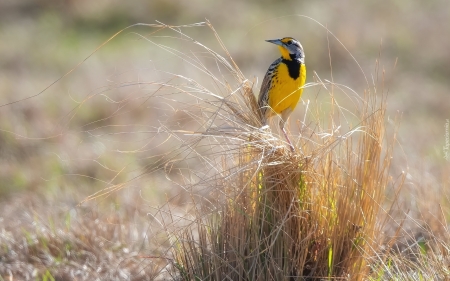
[266,37,304,63]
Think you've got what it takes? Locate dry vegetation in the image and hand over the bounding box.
[147,24,432,280]
[1,3,450,281]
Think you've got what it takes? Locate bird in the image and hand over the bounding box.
[258,37,306,151]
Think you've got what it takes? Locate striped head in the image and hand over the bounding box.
[266,37,305,63]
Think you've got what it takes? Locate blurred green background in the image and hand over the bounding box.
[0,0,449,202]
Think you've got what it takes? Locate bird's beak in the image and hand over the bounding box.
[265,39,283,46]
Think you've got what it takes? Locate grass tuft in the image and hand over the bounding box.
[157,22,392,280]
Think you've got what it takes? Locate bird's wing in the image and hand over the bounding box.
[258,58,282,109]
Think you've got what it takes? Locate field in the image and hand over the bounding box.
[0,1,449,280]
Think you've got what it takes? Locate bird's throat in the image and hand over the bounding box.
[277,46,291,60]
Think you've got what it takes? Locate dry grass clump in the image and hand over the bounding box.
[169,92,389,279]
[152,22,392,280]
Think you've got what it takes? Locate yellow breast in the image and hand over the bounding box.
[268,63,306,115]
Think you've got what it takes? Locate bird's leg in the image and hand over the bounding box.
[280,120,294,152]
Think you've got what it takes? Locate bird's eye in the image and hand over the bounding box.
[287,41,292,45]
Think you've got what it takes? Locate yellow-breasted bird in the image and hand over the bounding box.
[258,37,306,151]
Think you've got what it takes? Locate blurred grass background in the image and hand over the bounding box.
[0,0,449,257]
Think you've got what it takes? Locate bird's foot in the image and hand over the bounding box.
[288,143,295,152]
[281,127,295,152]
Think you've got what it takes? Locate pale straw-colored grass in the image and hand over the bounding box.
[135,21,393,280]
[78,20,448,280]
